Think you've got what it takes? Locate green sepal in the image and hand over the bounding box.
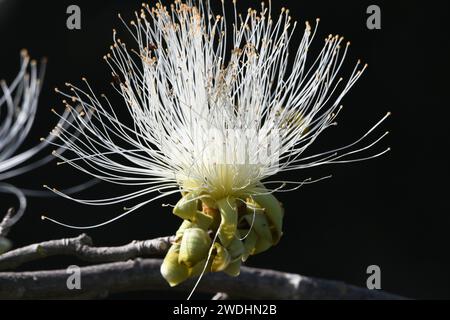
[216,197,238,247]
[194,210,214,230]
[175,220,196,241]
[251,191,284,243]
[223,259,242,277]
[211,242,231,272]
[173,192,198,220]
[243,212,273,245]
[160,244,190,287]
[189,257,213,278]
[226,236,245,259]
[179,227,211,267]
[253,235,273,254]
[240,229,257,261]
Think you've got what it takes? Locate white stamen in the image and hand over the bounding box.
[48,0,389,228]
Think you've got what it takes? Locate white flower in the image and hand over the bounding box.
[0,50,47,223]
[0,51,95,230]
[46,0,389,229]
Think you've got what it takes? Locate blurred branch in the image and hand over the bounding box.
[0,233,174,271]
[0,258,404,300]
[0,234,406,300]
[212,292,230,300]
[0,208,17,237]
[0,208,17,255]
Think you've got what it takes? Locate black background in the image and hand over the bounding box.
[0,0,449,299]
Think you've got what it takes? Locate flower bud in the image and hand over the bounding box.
[226,236,245,259]
[173,192,198,220]
[223,259,242,277]
[211,242,231,272]
[243,212,273,245]
[194,210,214,230]
[240,229,257,261]
[160,244,190,287]
[252,191,284,243]
[179,227,211,267]
[189,257,212,278]
[175,220,196,241]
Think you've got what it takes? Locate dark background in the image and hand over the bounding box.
[0,0,449,299]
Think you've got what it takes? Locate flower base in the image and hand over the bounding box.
[161,190,284,287]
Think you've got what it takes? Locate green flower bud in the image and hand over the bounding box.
[211,242,231,272]
[243,212,273,245]
[226,236,245,259]
[194,210,214,230]
[189,257,213,278]
[252,190,284,243]
[173,192,198,220]
[160,244,190,287]
[162,190,285,286]
[217,197,238,247]
[175,220,197,241]
[223,259,242,277]
[240,229,257,261]
[253,234,273,254]
[179,227,211,267]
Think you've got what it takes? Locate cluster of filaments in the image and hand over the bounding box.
[0,50,96,238]
[162,187,283,286]
[0,50,43,182]
[47,0,389,218]
[0,50,53,223]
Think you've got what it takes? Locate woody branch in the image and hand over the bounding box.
[0,209,405,300]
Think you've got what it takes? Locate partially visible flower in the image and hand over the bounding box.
[46,0,389,290]
[0,50,96,240]
[0,50,47,225]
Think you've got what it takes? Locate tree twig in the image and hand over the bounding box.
[0,233,174,271]
[0,208,16,237]
[0,258,405,299]
[212,292,229,300]
[0,208,16,254]
[0,233,406,299]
